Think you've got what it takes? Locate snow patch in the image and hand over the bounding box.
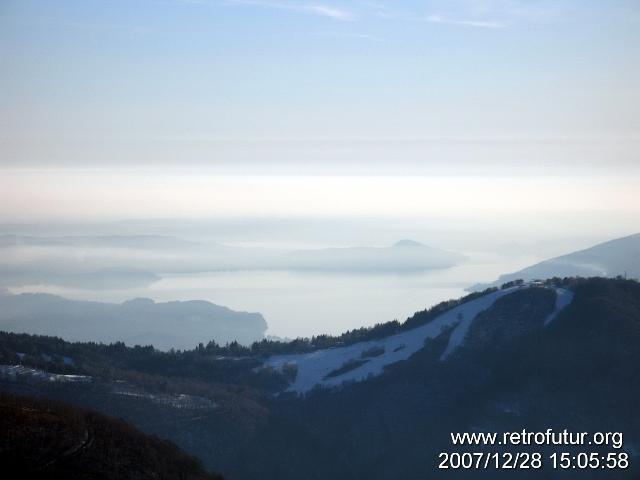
[544,288,574,326]
[262,287,522,393]
[263,286,575,393]
[0,364,91,383]
[112,388,218,410]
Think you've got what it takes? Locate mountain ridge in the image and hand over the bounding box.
[470,233,640,290]
[0,292,267,351]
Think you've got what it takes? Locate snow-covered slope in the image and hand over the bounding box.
[544,288,574,326]
[263,286,574,394]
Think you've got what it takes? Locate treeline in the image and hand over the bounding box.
[214,276,584,356]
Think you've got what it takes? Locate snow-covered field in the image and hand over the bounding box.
[262,286,573,393]
[0,364,91,383]
[113,387,218,410]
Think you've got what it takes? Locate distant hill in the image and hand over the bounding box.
[0,391,223,479]
[286,239,465,272]
[0,234,203,289]
[0,292,267,351]
[0,234,200,250]
[0,235,465,290]
[472,233,640,290]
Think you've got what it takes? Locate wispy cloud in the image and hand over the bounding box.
[426,14,506,29]
[314,30,383,42]
[307,5,353,20]
[358,1,554,28]
[221,0,354,21]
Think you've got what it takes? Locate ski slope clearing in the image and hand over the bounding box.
[263,286,574,393]
[263,288,521,393]
[544,288,574,325]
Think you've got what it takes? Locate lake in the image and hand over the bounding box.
[10,254,535,339]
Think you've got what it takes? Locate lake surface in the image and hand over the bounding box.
[10,254,535,339]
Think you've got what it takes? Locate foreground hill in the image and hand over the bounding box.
[0,391,223,479]
[0,291,267,351]
[474,233,640,289]
[244,278,640,479]
[1,277,639,479]
[261,284,573,393]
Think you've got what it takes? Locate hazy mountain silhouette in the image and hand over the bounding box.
[472,233,639,290]
[0,235,467,291]
[286,239,465,272]
[0,291,267,350]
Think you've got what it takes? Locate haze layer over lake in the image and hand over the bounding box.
[2,215,629,339]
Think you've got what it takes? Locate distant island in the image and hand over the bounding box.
[0,235,467,291]
[286,239,466,272]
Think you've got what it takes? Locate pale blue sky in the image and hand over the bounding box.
[0,0,639,223]
[2,1,639,149]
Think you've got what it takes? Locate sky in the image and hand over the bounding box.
[0,0,639,227]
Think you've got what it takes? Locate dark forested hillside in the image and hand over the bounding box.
[0,391,223,480]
